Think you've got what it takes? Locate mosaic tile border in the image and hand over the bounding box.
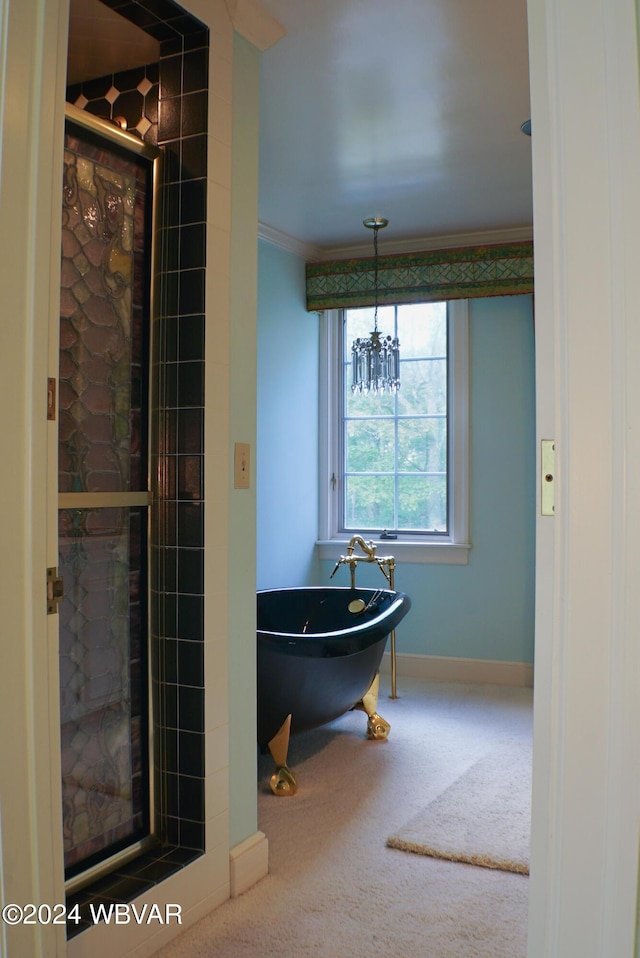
[66,64,160,143]
[306,242,534,310]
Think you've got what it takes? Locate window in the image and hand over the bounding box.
[318,300,470,564]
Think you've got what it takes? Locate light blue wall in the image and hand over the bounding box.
[257,253,536,664]
[463,294,535,663]
[257,241,321,588]
[362,296,535,662]
[320,295,536,663]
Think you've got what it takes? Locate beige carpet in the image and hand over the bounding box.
[387,741,531,874]
[154,678,532,958]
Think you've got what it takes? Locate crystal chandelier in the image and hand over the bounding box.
[351,217,400,394]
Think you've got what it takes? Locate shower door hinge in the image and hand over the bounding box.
[47,567,64,615]
[47,377,56,421]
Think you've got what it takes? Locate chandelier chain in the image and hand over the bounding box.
[373,224,380,332]
[350,216,400,395]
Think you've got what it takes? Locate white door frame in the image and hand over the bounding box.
[2,0,640,954]
[527,0,640,953]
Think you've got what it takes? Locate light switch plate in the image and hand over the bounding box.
[234,442,250,489]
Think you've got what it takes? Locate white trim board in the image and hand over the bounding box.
[380,652,534,688]
[526,0,640,953]
[229,831,269,898]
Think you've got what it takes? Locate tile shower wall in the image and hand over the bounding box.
[65,0,208,934]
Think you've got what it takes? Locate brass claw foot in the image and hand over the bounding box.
[354,673,391,740]
[366,712,391,740]
[267,714,298,796]
[270,765,298,796]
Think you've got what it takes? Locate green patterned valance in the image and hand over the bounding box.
[306,241,534,311]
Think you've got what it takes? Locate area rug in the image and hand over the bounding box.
[387,741,531,874]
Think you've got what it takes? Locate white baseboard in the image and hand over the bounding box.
[229,831,269,898]
[380,651,534,687]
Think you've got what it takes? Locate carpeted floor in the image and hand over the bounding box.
[154,677,533,958]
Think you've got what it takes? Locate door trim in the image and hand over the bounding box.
[527,0,640,953]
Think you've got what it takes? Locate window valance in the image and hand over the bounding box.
[306,241,533,311]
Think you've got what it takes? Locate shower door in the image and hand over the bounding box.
[57,107,159,882]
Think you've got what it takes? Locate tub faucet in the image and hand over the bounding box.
[329,535,375,581]
[328,533,399,698]
[346,534,376,558]
[329,535,396,585]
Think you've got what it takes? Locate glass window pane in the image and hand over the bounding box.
[397,475,447,532]
[398,418,447,472]
[346,419,395,472]
[344,364,395,417]
[59,506,148,874]
[345,475,394,529]
[397,302,447,359]
[341,302,449,535]
[344,305,395,358]
[397,358,447,416]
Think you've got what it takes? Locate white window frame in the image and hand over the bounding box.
[317,300,470,565]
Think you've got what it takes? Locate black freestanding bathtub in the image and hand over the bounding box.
[256,586,412,751]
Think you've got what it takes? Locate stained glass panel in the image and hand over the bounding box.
[59,119,153,879]
[59,127,147,494]
[59,507,148,873]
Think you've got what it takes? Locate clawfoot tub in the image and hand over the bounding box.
[257,586,412,795]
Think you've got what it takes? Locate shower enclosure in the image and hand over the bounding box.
[57,107,159,881]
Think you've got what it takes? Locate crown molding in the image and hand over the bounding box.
[225,0,286,51]
[258,222,324,261]
[322,225,534,260]
[258,222,534,262]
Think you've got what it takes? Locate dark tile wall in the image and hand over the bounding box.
[66,63,159,142]
[65,0,209,936]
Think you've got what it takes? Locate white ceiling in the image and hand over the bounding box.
[66,0,533,256]
[257,0,533,254]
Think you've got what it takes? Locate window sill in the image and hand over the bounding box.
[316,539,471,566]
